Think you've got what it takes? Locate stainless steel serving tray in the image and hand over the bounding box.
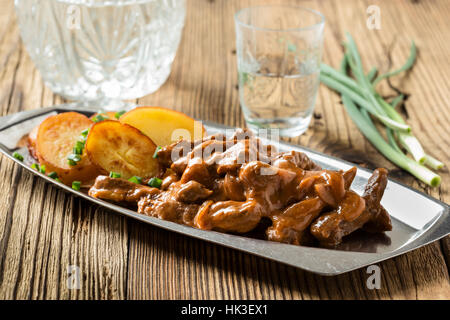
[0,104,448,276]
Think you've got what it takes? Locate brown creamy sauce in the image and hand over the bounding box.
[89,129,392,247]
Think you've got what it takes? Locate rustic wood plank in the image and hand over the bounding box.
[0,0,129,299]
[0,0,448,300]
[127,0,449,300]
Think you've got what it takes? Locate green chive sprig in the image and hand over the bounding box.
[148,177,162,189]
[320,33,443,187]
[72,181,81,191]
[153,146,162,159]
[109,172,121,178]
[114,110,126,119]
[13,152,24,161]
[128,176,142,184]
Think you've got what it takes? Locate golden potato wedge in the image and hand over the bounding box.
[85,120,159,179]
[36,112,101,185]
[120,106,206,147]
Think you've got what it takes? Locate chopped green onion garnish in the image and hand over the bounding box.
[92,114,108,123]
[13,152,24,161]
[114,110,126,119]
[39,165,46,174]
[68,159,77,166]
[68,154,81,162]
[73,146,83,155]
[55,178,62,183]
[31,163,39,171]
[72,181,81,191]
[76,140,85,149]
[48,172,58,179]
[81,129,89,137]
[109,171,121,178]
[148,177,162,189]
[153,146,162,159]
[128,176,142,184]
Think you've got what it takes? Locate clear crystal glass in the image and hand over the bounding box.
[235,5,325,137]
[14,0,185,110]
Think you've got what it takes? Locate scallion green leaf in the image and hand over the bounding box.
[114,110,126,119]
[128,176,142,184]
[148,177,162,188]
[72,181,81,191]
[153,146,162,159]
[373,40,416,87]
[13,152,24,161]
[48,172,58,179]
[109,171,121,178]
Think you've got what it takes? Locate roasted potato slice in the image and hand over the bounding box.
[36,112,100,185]
[120,106,206,147]
[85,120,159,179]
[27,125,39,160]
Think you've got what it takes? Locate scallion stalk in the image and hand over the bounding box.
[373,40,417,87]
[341,95,440,187]
[424,154,444,170]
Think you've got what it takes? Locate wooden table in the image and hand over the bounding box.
[0,0,448,300]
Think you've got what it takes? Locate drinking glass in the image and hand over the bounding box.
[234,5,325,137]
[14,0,186,110]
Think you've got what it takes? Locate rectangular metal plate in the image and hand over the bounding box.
[0,104,448,275]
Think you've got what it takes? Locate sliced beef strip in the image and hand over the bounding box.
[310,168,390,247]
[266,197,326,245]
[88,176,160,203]
[88,131,392,249]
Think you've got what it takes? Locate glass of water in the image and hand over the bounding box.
[14,0,185,110]
[234,5,325,137]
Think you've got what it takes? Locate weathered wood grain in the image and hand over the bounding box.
[0,0,448,300]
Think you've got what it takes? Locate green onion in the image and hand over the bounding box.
[81,129,89,137]
[76,140,85,149]
[373,40,416,87]
[72,181,81,191]
[115,110,126,119]
[55,178,62,183]
[320,39,442,187]
[128,176,142,184]
[13,152,24,161]
[386,128,402,153]
[109,171,121,178]
[424,155,444,170]
[341,95,440,187]
[73,146,82,155]
[390,94,404,108]
[67,154,81,166]
[320,74,411,132]
[153,146,162,159]
[39,165,46,174]
[366,67,378,82]
[31,163,39,171]
[375,95,426,163]
[48,172,58,179]
[68,154,81,162]
[92,114,108,123]
[148,177,162,188]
